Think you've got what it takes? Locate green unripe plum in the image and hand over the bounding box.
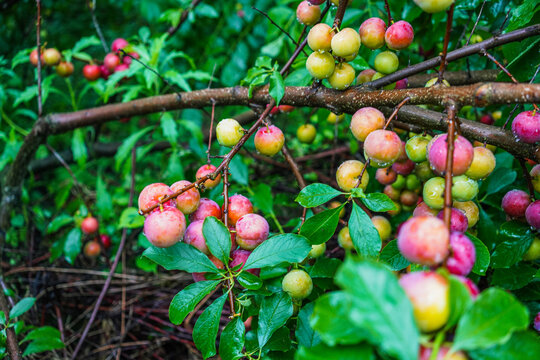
[331,28,361,58]
[371,71,396,89]
[415,161,435,182]
[306,51,335,79]
[328,201,346,218]
[307,23,334,52]
[523,237,540,261]
[405,135,432,162]
[465,147,496,180]
[338,227,354,250]
[453,201,479,228]
[216,118,244,147]
[413,0,454,13]
[374,51,399,74]
[406,174,422,191]
[328,62,355,90]
[297,124,317,144]
[391,174,406,190]
[531,164,540,193]
[372,215,391,241]
[309,243,326,258]
[452,175,478,201]
[336,160,369,191]
[423,177,445,210]
[327,112,345,124]
[282,269,313,299]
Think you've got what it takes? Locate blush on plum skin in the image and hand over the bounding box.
[446,232,476,276]
[189,198,221,222]
[230,249,260,276]
[525,200,540,230]
[224,194,253,226]
[235,214,269,250]
[138,183,175,214]
[364,130,403,168]
[397,216,449,265]
[296,0,321,26]
[196,164,222,190]
[428,134,474,176]
[359,17,386,50]
[511,110,540,144]
[170,180,200,215]
[143,207,186,248]
[384,20,414,50]
[436,208,469,233]
[184,220,209,254]
[254,125,285,157]
[501,189,531,218]
[375,167,397,185]
[350,107,385,142]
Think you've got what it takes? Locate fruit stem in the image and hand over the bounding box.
[332,0,348,28]
[383,0,393,25]
[428,330,446,360]
[443,101,458,231]
[437,3,455,84]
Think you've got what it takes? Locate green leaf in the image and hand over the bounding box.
[491,262,537,290]
[445,275,473,330]
[114,127,152,172]
[295,183,343,208]
[360,193,397,212]
[482,168,517,196]
[219,317,245,360]
[308,257,341,278]
[349,202,381,257]
[72,36,101,53]
[9,297,36,318]
[251,183,274,214]
[23,338,64,356]
[236,271,262,290]
[46,214,73,234]
[243,233,311,270]
[203,217,231,264]
[160,112,178,144]
[379,240,410,271]
[118,207,145,229]
[469,330,540,360]
[193,293,228,359]
[96,175,113,220]
[334,259,419,360]
[258,292,293,348]
[71,129,87,167]
[296,343,374,360]
[143,242,219,273]
[467,232,490,275]
[300,205,344,245]
[269,69,285,105]
[169,280,220,325]
[63,228,82,265]
[491,221,534,268]
[453,288,529,351]
[296,302,321,348]
[22,326,61,342]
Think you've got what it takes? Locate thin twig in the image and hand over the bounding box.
[36,0,42,117]
[519,158,536,200]
[167,0,203,36]
[89,0,108,52]
[383,0,393,25]
[70,147,137,360]
[481,50,519,84]
[333,0,348,28]
[465,0,486,47]
[282,144,307,189]
[383,97,411,129]
[503,63,540,128]
[207,100,216,164]
[443,101,458,230]
[223,167,230,228]
[438,3,455,83]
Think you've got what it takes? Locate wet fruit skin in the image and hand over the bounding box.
[100,234,112,249]
[413,0,455,13]
[83,64,101,81]
[254,125,285,156]
[309,243,326,258]
[306,51,336,80]
[189,198,222,222]
[451,175,478,202]
[328,62,355,90]
[331,28,361,58]
[436,208,469,234]
[282,269,313,299]
[359,18,386,50]
[224,194,253,226]
[511,110,540,144]
[184,220,209,254]
[428,134,474,176]
[375,167,397,185]
[336,160,370,192]
[138,183,175,214]
[307,23,334,52]
[405,135,431,163]
[297,124,317,144]
[143,207,186,248]
[392,159,415,176]
[350,107,385,142]
[337,227,353,250]
[104,53,121,71]
[525,200,540,230]
[385,21,414,50]
[84,241,101,258]
[523,237,540,261]
[531,164,540,193]
[446,232,476,276]
[81,217,99,234]
[111,38,129,53]
[372,216,392,241]
[296,0,321,26]
[196,164,222,189]
[399,271,450,333]
[230,249,260,276]
[453,201,479,228]
[364,130,402,168]
[397,216,449,266]
[501,189,531,218]
[216,118,244,147]
[356,69,376,85]
[374,51,399,74]
[465,146,496,180]
[235,214,269,250]
[423,177,445,210]
[413,202,438,217]
[170,180,200,215]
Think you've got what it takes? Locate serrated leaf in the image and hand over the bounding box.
[379,240,410,271]
[143,242,219,273]
[300,206,343,245]
[219,317,245,360]
[118,207,145,229]
[361,193,397,212]
[169,280,220,325]
[453,288,529,351]
[193,293,228,359]
[243,233,311,270]
[349,202,381,257]
[258,292,293,348]
[203,217,231,264]
[295,183,343,208]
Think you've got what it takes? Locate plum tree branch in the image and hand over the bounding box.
[443,101,458,230]
[365,24,540,89]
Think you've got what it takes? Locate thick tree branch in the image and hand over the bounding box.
[365,24,540,89]
[406,70,498,88]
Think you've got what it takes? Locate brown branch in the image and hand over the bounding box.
[70,147,137,360]
[366,23,540,89]
[333,0,348,28]
[438,3,455,83]
[167,0,203,36]
[89,0,108,52]
[282,144,307,189]
[481,50,519,84]
[519,158,536,200]
[443,101,458,230]
[0,290,20,360]
[383,97,411,129]
[207,101,216,164]
[407,70,498,88]
[383,0,393,25]
[223,168,230,228]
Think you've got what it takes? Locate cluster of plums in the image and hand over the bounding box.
[82,38,138,81]
[297,0,414,90]
[81,216,111,258]
[29,47,74,77]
